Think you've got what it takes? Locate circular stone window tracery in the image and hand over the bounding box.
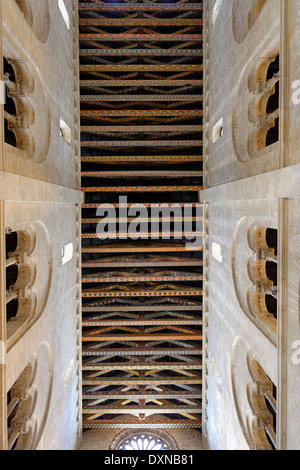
[110,430,178,451]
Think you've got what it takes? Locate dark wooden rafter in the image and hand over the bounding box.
[80,0,203,431]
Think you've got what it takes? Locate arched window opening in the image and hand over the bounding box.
[264,55,279,147]
[110,430,178,451]
[251,360,277,450]
[7,364,35,450]
[265,117,279,148]
[266,82,280,115]
[118,433,171,451]
[252,53,280,152]
[6,264,19,290]
[7,388,20,450]
[265,294,277,320]
[266,54,279,81]
[265,228,278,252]
[250,226,278,335]
[265,261,277,286]
[6,298,19,323]
[5,231,18,259]
[5,229,35,342]
[3,58,17,147]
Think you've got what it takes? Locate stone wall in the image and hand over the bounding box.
[0,0,83,450]
[201,0,300,450]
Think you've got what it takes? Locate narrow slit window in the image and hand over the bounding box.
[3,58,17,147]
[58,0,70,30]
[60,119,72,144]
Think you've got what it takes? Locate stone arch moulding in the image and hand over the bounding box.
[231,41,280,165]
[15,0,50,44]
[7,341,53,450]
[3,37,52,163]
[231,216,277,346]
[231,337,277,451]
[110,428,178,451]
[232,0,267,44]
[6,221,53,352]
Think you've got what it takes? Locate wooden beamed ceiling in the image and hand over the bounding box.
[79,0,203,431]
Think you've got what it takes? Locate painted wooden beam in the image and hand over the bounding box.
[82,319,203,327]
[82,231,202,239]
[81,273,203,283]
[81,109,202,117]
[81,155,203,164]
[82,202,203,209]
[81,140,202,148]
[80,95,203,102]
[80,49,203,57]
[81,186,202,193]
[82,391,202,401]
[80,64,203,72]
[82,332,202,341]
[81,244,202,253]
[83,405,202,415]
[80,79,203,87]
[81,125,203,133]
[82,347,202,357]
[82,362,202,371]
[81,256,203,268]
[81,171,203,179]
[82,419,202,429]
[82,287,203,298]
[82,376,202,386]
[78,3,203,12]
[82,311,201,321]
[82,305,202,312]
[79,34,202,42]
[79,18,203,27]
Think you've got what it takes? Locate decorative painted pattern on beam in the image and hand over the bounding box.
[81,155,203,164]
[82,307,202,313]
[82,289,203,298]
[79,34,202,43]
[80,49,203,57]
[82,406,202,415]
[81,125,203,133]
[81,348,202,357]
[83,307,200,315]
[82,297,202,307]
[81,232,202,240]
[79,18,203,27]
[83,216,199,222]
[80,95,203,102]
[82,392,202,400]
[81,258,202,268]
[81,170,203,178]
[82,202,203,208]
[82,376,202,386]
[81,141,202,148]
[82,319,203,327]
[81,245,202,254]
[81,109,202,117]
[80,63,203,71]
[82,362,202,371]
[78,3,203,12]
[82,333,202,342]
[81,274,203,283]
[80,79,203,86]
[81,186,203,192]
[82,420,202,429]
